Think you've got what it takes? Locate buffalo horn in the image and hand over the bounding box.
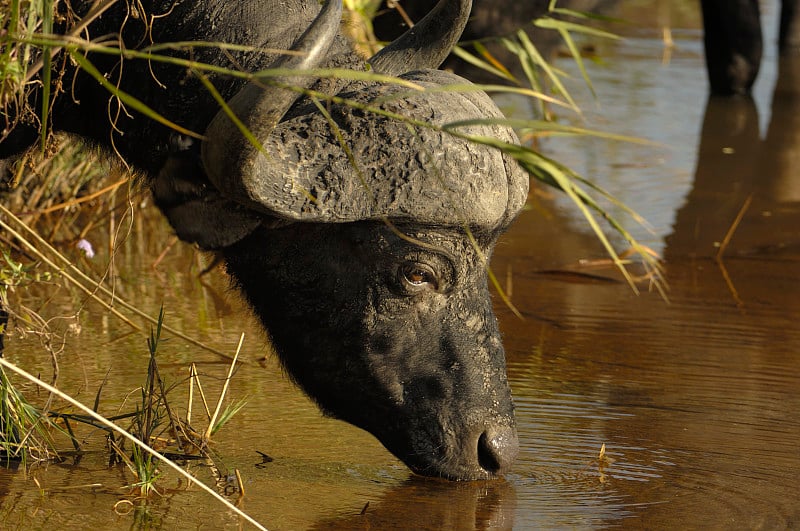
[201,0,342,200]
[368,0,472,75]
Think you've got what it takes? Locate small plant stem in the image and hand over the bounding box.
[187,363,196,426]
[205,334,244,441]
[235,468,245,500]
[27,176,129,215]
[714,195,751,308]
[715,194,752,261]
[152,235,179,269]
[192,365,213,420]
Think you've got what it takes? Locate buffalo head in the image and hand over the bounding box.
[191,0,528,479]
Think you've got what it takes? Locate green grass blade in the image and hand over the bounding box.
[556,26,595,98]
[193,69,264,153]
[534,17,621,41]
[549,7,625,24]
[443,117,655,144]
[39,0,54,151]
[451,45,519,83]
[514,29,579,112]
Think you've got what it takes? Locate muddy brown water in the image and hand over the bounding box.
[2,1,799,529]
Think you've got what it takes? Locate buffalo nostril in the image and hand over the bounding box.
[477,427,519,476]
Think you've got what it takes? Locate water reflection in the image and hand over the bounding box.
[312,477,516,530]
[765,55,800,204]
[492,21,800,528]
[667,56,800,258]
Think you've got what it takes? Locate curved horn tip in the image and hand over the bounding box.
[368,0,473,75]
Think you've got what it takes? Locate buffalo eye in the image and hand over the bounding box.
[399,262,439,292]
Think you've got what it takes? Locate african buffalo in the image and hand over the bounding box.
[0,0,527,479]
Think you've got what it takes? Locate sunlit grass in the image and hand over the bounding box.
[343,0,382,55]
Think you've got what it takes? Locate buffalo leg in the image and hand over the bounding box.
[700,0,763,95]
[780,0,800,52]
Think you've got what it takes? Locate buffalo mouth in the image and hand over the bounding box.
[351,409,519,481]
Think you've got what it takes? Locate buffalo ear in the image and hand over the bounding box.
[153,146,264,250]
[158,196,264,250]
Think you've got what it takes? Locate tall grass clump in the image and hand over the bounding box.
[0,361,59,464]
[0,343,263,529]
[0,305,256,521]
[0,249,60,465]
[124,310,170,497]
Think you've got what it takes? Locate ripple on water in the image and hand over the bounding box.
[505,373,673,527]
